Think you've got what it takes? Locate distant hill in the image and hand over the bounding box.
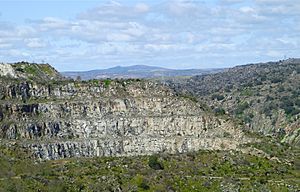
[167,58,300,145]
[62,65,223,80]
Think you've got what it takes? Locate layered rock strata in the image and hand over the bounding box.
[0,76,247,160]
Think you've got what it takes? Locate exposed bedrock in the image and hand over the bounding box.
[0,80,249,160]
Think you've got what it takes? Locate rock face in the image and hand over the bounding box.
[0,63,17,78]
[0,70,248,160]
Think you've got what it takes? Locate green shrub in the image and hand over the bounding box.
[139,180,150,190]
[181,94,198,103]
[234,102,249,115]
[211,94,225,101]
[243,115,252,124]
[284,107,300,116]
[224,85,233,92]
[295,99,300,107]
[266,95,274,101]
[213,107,225,115]
[270,77,282,83]
[90,79,99,86]
[148,155,164,170]
[24,65,38,75]
[15,68,24,73]
[104,79,111,88]
[241,89,253,96]
[278,86,285,92]
[254,80,263,85]
[263,102,277,117]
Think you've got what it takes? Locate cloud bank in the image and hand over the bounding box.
[0,0,299,71]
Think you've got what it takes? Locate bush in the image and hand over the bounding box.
[295,99,300,107]
[254,80,263,85]
[148,155,164,170]
[259,75,267,82]
[285,106,297,115]
[241,89,253,96]
[280,100,294,109]
[224,85,233,92]
[139,180,150,190]
[263,102,277,117]
[234,102,249,115]
[15,68,25,73]
[270,77,282,83]
[265,95,274,101]
[243,115,252,124]
[104,79,111,88]
[211,94,225,101]
[213,107,225,115]
[278,86,285,92]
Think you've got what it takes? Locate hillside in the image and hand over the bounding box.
[0,140,299,191]
[62,65,222,80]
[0,63,248,160]
[0,61,63,81]
[168,58,300,145]
[0,62,299,191]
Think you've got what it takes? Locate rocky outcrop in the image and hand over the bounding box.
[0,62,63,81]
[0,63,17,78]
[0,74,248,160]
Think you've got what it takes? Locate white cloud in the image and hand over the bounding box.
[106,33,132,41]
[239,6,256,14]
[220,0,244,5]
[40,17,70,31]
[168,0,199,15]
[0,43,12,49]
[255,0,295,4]
[265,50,282,57]
[0,0,299,70]
[24,38,47,48]
[123,22,147,37]
[135,3,149,13]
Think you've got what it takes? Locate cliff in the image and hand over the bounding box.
[0,64,249,160]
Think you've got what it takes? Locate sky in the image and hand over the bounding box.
[0,0,299,71]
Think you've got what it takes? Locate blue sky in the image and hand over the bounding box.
[0,0,299,71]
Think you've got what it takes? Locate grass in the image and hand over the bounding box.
[24,65,38,76]
[39,64,55,76]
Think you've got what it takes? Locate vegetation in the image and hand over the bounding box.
[213,107,225,116]
[211,94,224,101]
[148,155,164,170]
[0,142,299,192]
[168,60,300,144]
[9,62,63,82]
[24,65,38,76]
[180,94,198,103]
[104,79,111,88]
[234,102,249,115]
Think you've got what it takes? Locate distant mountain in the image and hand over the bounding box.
[62,65,223,80]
